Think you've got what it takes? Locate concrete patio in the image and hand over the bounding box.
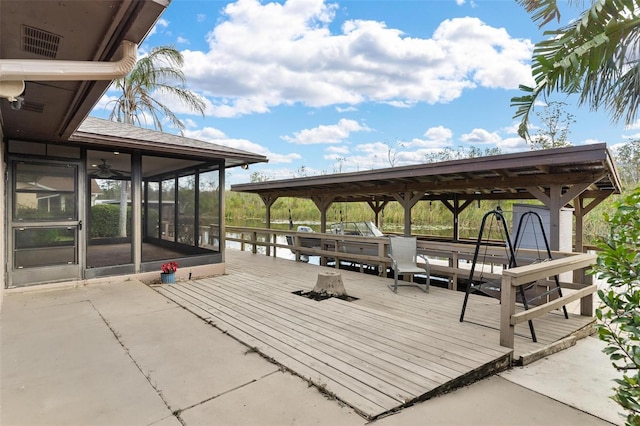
[1,275,623,425]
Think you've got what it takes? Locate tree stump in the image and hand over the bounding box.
[312,272,346,296]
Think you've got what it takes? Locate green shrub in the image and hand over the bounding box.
[90,204,131,238]
[592,187,640,425]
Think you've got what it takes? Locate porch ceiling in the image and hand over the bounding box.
[0,0,168,142]
[231,144,623,204]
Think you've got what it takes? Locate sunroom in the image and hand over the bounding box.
[5,117,266,288]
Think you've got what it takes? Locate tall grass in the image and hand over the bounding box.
[225,191,618,245]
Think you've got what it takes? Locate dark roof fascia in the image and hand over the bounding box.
[70,117,268,167]
[59,0,170,140]
[232,143,614,192]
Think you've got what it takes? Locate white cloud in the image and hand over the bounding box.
[177,36,190,44]
[496,136,528,152]
[180,0,534,117]
[197,14,206,23]
[326,145,350,155]
[149,18,169,37]
[424,125,453,142]
[183,118,198,129]
[460,128,502,145]
[502,122,521,135]
[624,132,640,140]
[336,106,358,113]
[402,126,453,148]
[626,119,640,130]
[183,127,301,164]
[282,118,371,144]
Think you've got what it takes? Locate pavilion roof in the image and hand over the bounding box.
[232,144,621,204]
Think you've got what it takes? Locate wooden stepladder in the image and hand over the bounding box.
[459,209,568,342]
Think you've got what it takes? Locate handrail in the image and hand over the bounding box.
[226,226,598,349]
[499,253,597,348]
[225,226,580,286]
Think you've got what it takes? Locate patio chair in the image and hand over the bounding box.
[388,236,430,293]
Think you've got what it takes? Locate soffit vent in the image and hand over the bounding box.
[21,101,44,113]
[22,26,61,58]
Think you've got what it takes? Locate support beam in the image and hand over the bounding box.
[219,164,226,263]
[312,196,334,233]
[260,194,278,256]
[367,199,389,229]
[312,195,334,266]
[392,191,423,236]
[526,183,592,252]
[442,197,474,241]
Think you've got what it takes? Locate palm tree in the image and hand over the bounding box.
[107,45,206,237]
[512,0,640,140]
[108,45,206,131]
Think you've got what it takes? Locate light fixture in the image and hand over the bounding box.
[0,80,25,110]
[241,163,249,170]
[9,96,23,110]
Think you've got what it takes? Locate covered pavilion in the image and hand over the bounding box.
[231,143,622,252]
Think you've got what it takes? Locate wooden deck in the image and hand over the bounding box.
[156,249,595,420]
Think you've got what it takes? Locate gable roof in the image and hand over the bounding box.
[70,117,268,168]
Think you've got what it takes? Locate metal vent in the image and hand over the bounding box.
[21,101,44,113]
[22,26,61,58]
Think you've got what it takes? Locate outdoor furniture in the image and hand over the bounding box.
[388,236,430,293]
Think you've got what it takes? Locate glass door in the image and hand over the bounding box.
[8,160,83,287]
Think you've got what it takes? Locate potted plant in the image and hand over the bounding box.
[160,261,178,284]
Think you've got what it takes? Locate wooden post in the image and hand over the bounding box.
[580,269,594,316]
[392,192,422,236]
[500,274,516,349]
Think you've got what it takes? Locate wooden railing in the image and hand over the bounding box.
[226,226,576,286]
[226,227,598,349]
[499,253,597,348]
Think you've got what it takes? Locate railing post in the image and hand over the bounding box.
[580,268,594,316]
[450,252,458,290]
[500,274,516,349]
[240,233,246,251]
[294,234,301,262]
[272,232,277,257]
[378,240,386,276]
[266,232,271,257]
[251,231,257,254]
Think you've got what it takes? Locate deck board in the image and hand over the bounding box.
[156,249,594,419]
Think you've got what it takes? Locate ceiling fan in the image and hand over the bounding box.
[89,159,129,179]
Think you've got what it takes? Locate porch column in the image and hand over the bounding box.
[131,151,142,272]
[392,192,423,236]
[260,194,278,257]
[219,163,226,263]
[573,192,610,314]
[312,195,334,266]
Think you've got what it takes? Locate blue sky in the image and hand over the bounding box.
[90,0,639,186]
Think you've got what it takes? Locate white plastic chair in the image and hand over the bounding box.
[388,236,430,293]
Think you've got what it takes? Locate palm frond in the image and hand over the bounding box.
[513,0,640,139]
[517,0,563,27]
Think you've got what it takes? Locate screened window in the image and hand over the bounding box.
[14,162,77,221]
